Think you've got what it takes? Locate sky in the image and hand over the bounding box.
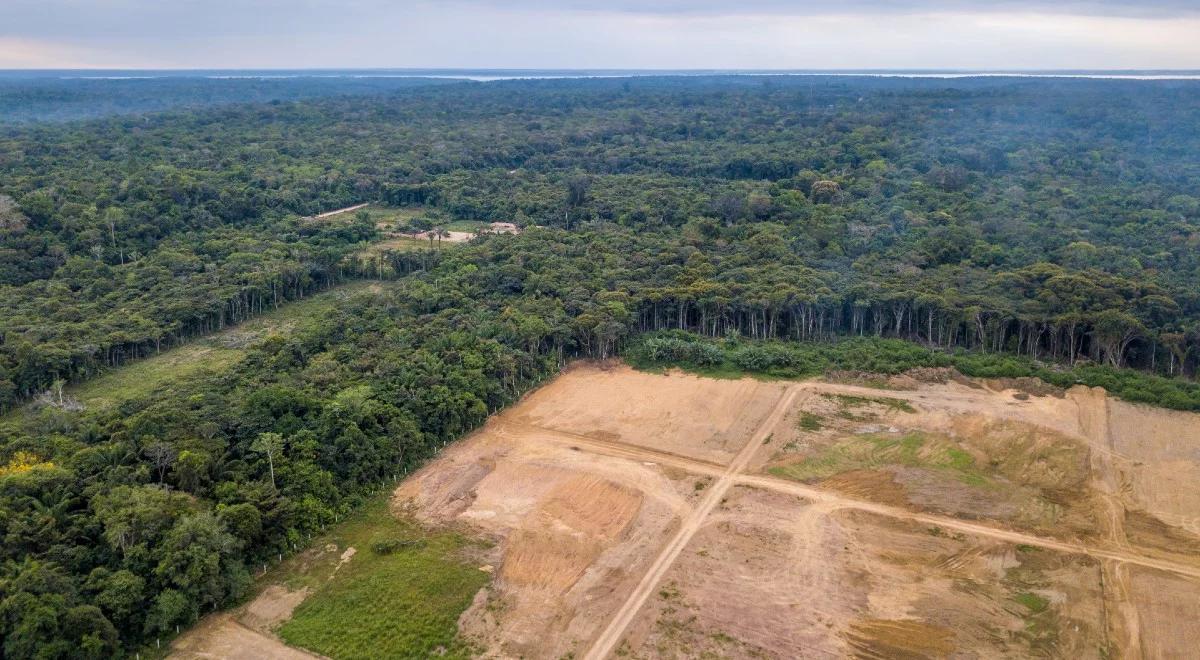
[2,1,1199,70]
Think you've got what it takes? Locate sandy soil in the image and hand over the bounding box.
[621,488,1106,659]
[411,230,475,243]
[170,586,317,660]
[511,363,787,465]
[174,361,1200,659]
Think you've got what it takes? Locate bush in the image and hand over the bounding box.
[630,333,724,367]
[731,345,802,371]
[371,537,423,555]
[624,331,1200,412]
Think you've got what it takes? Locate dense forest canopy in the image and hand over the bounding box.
[0,73,455,124]
[1,74,1199,656]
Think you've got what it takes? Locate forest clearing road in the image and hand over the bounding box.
[313,202,369,218]
[518,424,1200,586]
[518,421,1200,583]
[582,386,806,660]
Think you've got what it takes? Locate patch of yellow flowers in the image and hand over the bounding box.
[0,451,54,477]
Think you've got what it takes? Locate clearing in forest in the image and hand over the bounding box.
[1,282,382,424]
[173,362,1200,659]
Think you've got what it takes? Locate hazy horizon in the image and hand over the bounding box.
[2,1,1199,70]
[4,68,1200,82]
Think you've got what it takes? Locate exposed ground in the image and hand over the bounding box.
[172,361,1200,659]
[171,586,316,660]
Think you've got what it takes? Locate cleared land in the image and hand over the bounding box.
[1,282,382,424]
[171,496,489,660]
[173,362,1200,659]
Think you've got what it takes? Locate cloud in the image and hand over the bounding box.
[3,0,1199,39]
[0,37,145,68]
[426,0,1200,19]
[0,1,1198,69]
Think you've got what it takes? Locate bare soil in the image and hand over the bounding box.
[170,586,318,660]
[173,361,1200,659]
[510,363,787,465]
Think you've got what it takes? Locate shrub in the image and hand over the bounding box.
[625,331,1200,412]
[371,537,423,555]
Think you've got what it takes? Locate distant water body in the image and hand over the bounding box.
[4,69,1200,82]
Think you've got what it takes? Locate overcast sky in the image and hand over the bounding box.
[2,0,1199,70]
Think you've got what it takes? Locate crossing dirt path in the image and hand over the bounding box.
[176,362,1200,659]
[313,202,369,218]
[584,386,806,660]
[520,419,1200,584]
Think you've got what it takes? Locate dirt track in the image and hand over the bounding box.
[313,203,369,219]
[176,362,1200,658]
[502,366,1200,657]
[519,419,1200,583]
[585,386,805,659]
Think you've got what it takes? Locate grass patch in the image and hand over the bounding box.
[828,393,917,414]
[71,284,372,409]
[69,344,242,411]
[1014,591,1050,614]
[769,431,991,487]
[1,283,380,425]
[276,495,489,659]
[357,236,447,257]
[445,219,488,232]
[798,412,824,432]
[315,204,425,228]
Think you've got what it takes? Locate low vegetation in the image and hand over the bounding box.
[628,331,1200,411]
[770,431,989,487]
[276,497,488,659]
[797,412,825,432]
[828,393,917,415]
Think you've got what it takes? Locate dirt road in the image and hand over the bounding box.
[517,418,1200,584]
[584,386,806,660]
[313,203,369,219]
[568,379,1200,657]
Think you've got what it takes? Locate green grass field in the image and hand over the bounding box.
[770,431,990,487]
[73,283,378,409]
[2,282,382,423]
[444,219,488,232]
[276,495,490,659]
